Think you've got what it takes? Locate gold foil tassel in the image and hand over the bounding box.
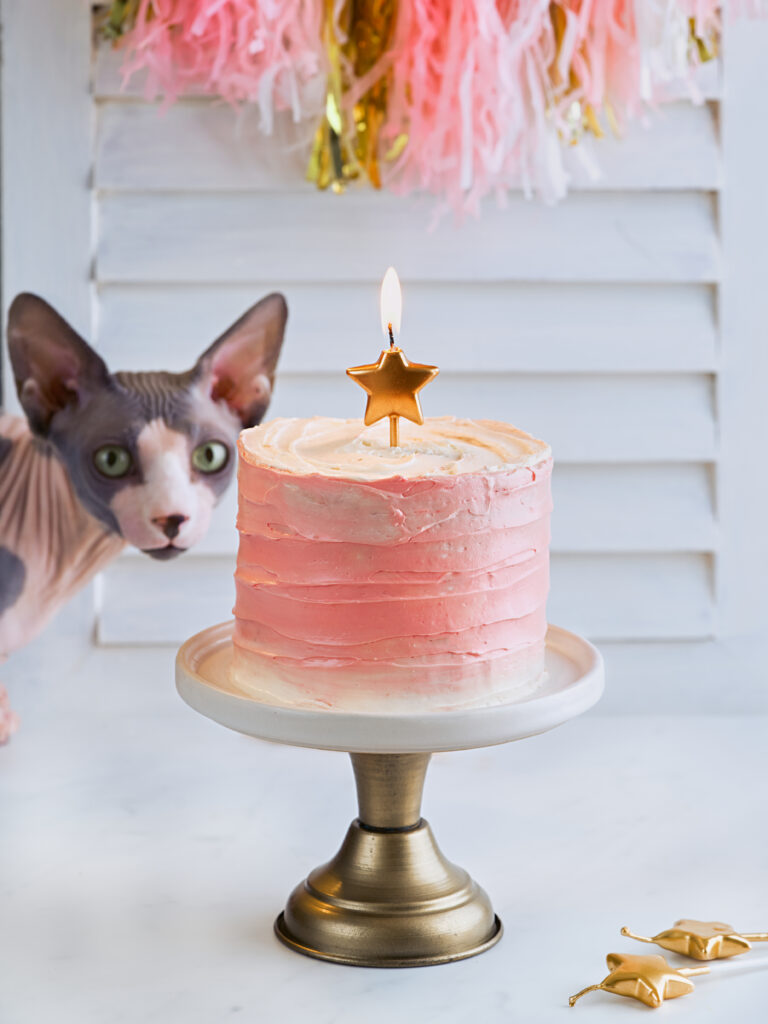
[307,0,398,193]
[347,0,397,188]
[101,0,141,40]
[549,2,607,144]
[689,17,719,63]
[307,0,355,193]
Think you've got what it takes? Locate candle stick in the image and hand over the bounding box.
[347,267,439,448]
[569,953,709,1009]
[570,948,768,1009]
[621,920,768,961]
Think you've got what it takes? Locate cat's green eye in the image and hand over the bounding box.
[93,445,132,478]
[192,440,229,474]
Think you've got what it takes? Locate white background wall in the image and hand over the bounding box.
[3,1,768,712]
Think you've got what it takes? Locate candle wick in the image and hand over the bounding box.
[388,323,395,348]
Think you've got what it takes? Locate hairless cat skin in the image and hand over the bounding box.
[0,292,287,742]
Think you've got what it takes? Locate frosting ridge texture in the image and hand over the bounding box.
[233,417,552,710]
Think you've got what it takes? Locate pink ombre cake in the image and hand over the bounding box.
[232,416,552,710]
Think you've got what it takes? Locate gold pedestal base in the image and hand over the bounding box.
[274,753,502,967]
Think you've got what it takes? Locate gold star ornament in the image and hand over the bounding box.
[569,952,708,1009]
[622,920,768,961]
[346,348,439,445]
[347,267,439,447]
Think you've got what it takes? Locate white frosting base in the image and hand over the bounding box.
[230,644,548,712]
[239,416,551,480]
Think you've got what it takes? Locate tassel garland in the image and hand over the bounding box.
[104,0,727,214]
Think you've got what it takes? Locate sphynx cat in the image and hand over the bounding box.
[0,291,287,741]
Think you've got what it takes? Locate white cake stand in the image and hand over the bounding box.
[176,622,603,968]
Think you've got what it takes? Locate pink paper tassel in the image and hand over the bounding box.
[380,0,723,214]
[547,1,642,132]
[119,0,325,129]
[383,1,567,214]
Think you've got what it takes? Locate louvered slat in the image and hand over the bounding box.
[94,100,721,193]
[97,191,719,284]
[96,282,717,373]
[258,373,716,463]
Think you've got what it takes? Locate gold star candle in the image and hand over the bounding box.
[347,267,439,447]
[569,953,709,1009]
[621,920,768,961]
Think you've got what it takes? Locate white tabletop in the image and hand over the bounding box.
[2,645,766,1022]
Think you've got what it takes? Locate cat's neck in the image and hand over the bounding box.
[0,413,125,656]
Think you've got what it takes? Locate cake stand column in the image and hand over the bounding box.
[350,752,430,828]
[274,752,502,967]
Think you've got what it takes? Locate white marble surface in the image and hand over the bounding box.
[2,646,767,1022]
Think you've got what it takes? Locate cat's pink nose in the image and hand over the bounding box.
[152,514,188,541]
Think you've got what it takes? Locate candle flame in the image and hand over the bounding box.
[380,267,402,342]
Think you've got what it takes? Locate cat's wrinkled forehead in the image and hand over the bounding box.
[113,369,197,426]
[112,367,233,429]
[87,369,243,445]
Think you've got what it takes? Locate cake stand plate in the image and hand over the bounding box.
[176,623,603,968]
[176,622,603,754]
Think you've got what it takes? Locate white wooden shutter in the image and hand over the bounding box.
[3,5,768,712]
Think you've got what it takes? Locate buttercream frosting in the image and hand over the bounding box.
[232,416,552,711]
[238,416,550,480]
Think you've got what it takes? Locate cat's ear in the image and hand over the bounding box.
[7,293,110,436]
[194,293,287,428]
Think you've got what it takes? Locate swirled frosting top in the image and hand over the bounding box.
[238,416,550,480]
